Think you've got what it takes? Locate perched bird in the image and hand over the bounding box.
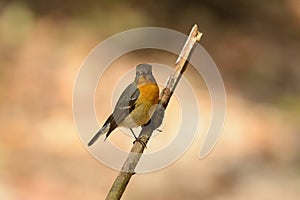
[88,64,159,146]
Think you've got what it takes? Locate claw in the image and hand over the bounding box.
[133,138,147,148]
[129,128,147,148]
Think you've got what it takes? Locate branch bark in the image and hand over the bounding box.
[105,24,203,200]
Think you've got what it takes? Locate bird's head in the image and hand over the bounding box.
[135,64,156,84]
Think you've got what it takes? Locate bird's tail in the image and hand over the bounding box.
[88,121,110,146]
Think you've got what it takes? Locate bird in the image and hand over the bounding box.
[88,63,159,146]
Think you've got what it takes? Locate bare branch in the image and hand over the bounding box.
[105,24,203,200]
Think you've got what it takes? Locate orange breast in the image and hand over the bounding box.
[121,83,159,128]
[136,83,159,105]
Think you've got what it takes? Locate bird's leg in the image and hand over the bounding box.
[130,128,147,148]
[129,128,138,139]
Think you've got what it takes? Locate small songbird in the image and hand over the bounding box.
[88,64,159,146]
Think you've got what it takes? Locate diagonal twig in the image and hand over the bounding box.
[106,24,203,200]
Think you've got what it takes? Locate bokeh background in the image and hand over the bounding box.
[1,0,300,199]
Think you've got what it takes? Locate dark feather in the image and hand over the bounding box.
[105,83,140,138]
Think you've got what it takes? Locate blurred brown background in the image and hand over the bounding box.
[1,0,300,199]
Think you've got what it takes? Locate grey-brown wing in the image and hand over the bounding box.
[111,82,140,126]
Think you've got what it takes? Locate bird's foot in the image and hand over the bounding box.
[129,128,147,148]
[133,138,147,148]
